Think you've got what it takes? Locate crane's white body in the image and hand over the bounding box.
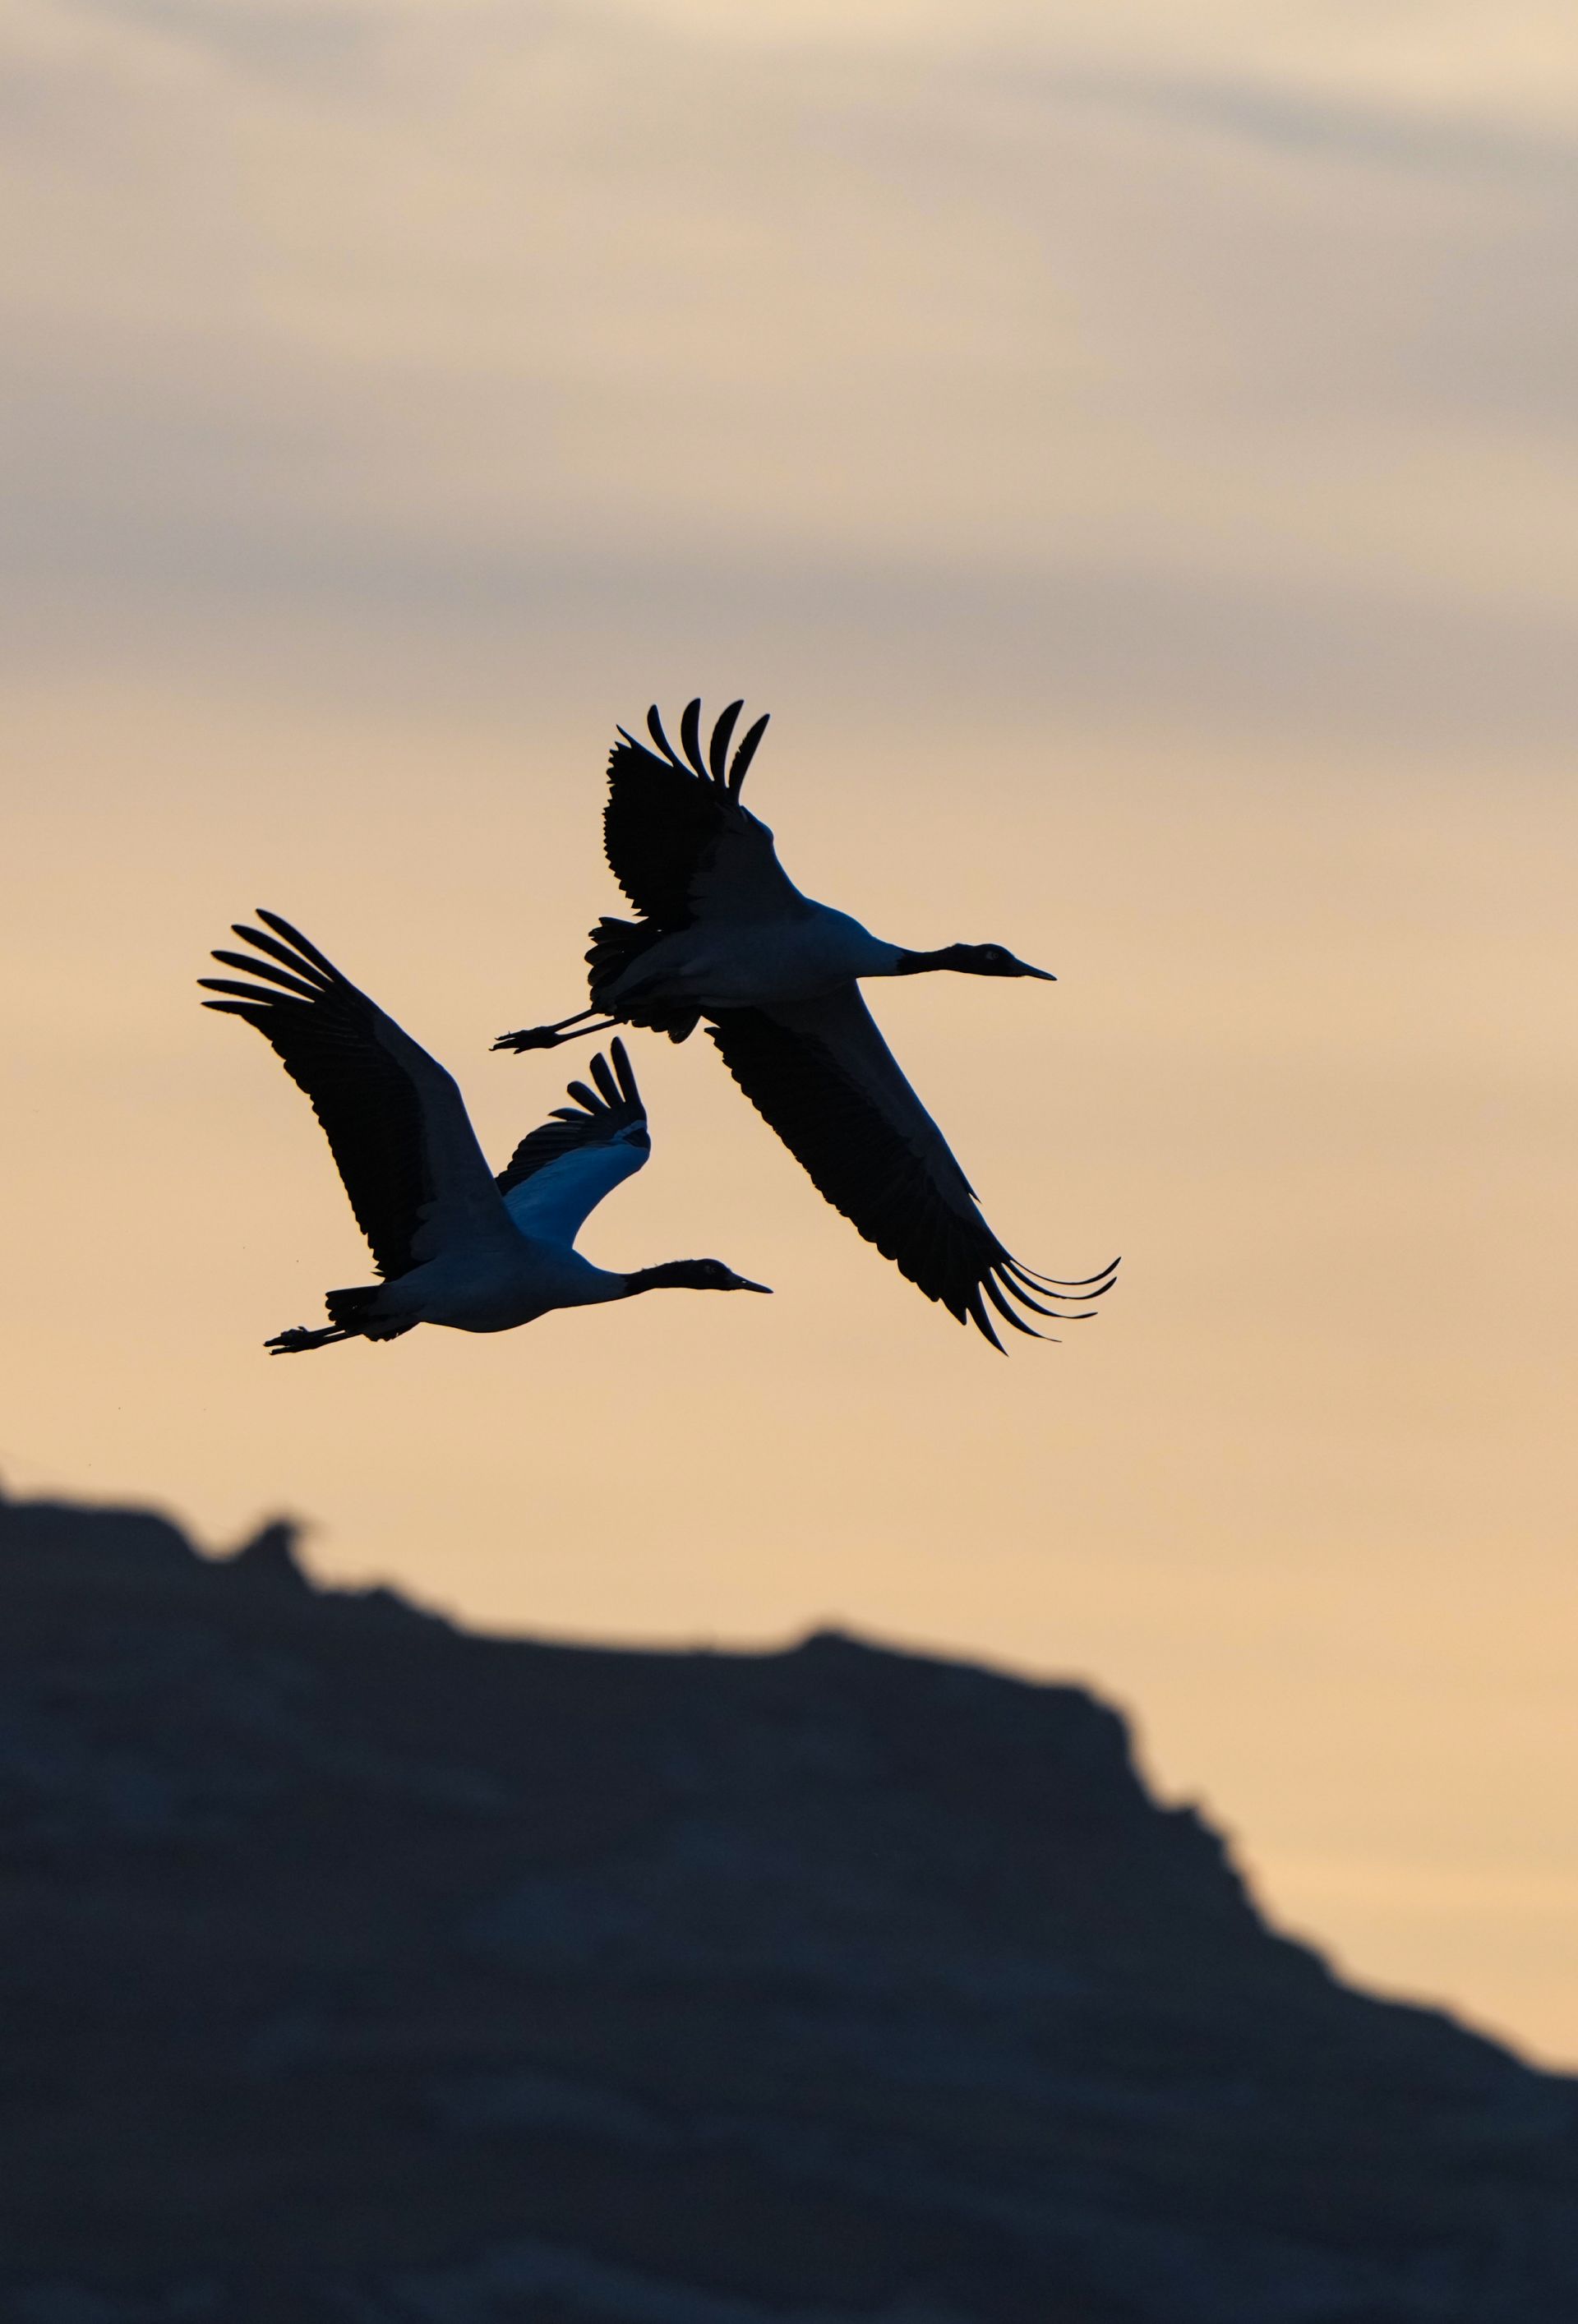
[607,905,902,1013]
[376,1118,651,1335]
[371,1231,629,1335]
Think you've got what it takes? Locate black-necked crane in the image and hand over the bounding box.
[201,911,770,1352]
[495,701,1117,1349]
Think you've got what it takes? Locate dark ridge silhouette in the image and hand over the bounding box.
[2,1478,1575,2322]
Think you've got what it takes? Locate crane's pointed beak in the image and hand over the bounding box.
[734,1276,773,1293]
[1017,961,1056,980]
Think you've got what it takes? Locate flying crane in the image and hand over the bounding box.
[201,911,770,1352]
[496,702,1116,1349]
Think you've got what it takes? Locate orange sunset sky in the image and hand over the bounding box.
[2,0,1576,2059]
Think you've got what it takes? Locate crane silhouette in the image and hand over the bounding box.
[201,911,769,1351]
[496,702,1116,1348]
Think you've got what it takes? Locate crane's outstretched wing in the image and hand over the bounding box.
[603,699,803,928]
[708,989,1118,1349]
[200,913,504,1280]
[495,1039,651,1246]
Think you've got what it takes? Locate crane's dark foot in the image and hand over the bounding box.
[265,1324,349,1354]
[492,1025,567,1052]
[492,1012,618,1054]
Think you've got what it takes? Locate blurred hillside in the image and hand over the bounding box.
[2,1480,1576,2323]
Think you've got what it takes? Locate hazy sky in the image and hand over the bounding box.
[3,0,1576,2059]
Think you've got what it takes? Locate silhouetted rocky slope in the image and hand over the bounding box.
[2,1482,1576,2323]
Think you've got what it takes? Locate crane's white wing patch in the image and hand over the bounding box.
[501,1128,648,1249]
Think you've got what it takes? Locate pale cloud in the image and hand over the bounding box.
[3,0,1575,608]
[608,0,1578,135]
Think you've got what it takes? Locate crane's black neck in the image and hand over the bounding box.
[621,1261,709,1296]
[893,943,972,975]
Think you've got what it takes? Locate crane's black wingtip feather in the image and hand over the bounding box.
[198,977,302,1008]
[963,1287,1007,1352]
[251,908,335,970]
[984,1275,1051,1340]
[224,918,339,989]
[1013,1259,1121,1293]
[240,912,309,950]
[728,711,770,795]
[1004,1272,1115,1312]
[708,699,744,782]
[679,698,706,777]
[208,952,321,999]
[997,1281,1071,1323]
[645,703,678,763]
[609,1036,642,1109]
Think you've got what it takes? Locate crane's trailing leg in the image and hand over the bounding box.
[265,1286,418,1352]
[265,1324,353,1354]
[492,1008,619,1054]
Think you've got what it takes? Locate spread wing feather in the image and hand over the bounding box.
[200,912,502,1280]
[495,1039,652,1246]
[708,989,1118,1348]
[603,699,799,929]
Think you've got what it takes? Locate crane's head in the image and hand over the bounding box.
[906,942,1055,980]
[625,1258,773,1296]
